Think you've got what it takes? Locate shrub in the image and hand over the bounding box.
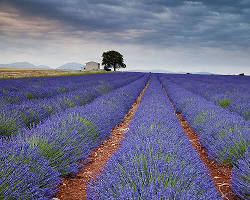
[0,140,60,199]
[88,77,219,200]
[218,98,232,107]
[232,152,250,199]
[24,114,98,175]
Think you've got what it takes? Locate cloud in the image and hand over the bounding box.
[0,0,249,49]
[0,0,249,74]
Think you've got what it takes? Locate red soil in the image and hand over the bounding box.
[162,85,237,200]
[176,113,237,200]
[54,80,150,200]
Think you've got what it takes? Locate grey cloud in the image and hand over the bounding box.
[0,0,250,49]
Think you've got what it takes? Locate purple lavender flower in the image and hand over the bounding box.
[0,73,148,199]
[159,74,249,198]
[87,76,220,200]
[0,139,60,199]
[232,151,250,199]
[0,73,144,136]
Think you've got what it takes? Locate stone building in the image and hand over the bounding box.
[82,61,100,71]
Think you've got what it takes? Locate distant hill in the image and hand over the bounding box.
[37,65,51,69]
[193,72,215,75]
[127,69,216,75]
[57,62,83,70]
[0,62,51,69]
[128,69,173,73]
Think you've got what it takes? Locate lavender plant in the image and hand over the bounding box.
[0,107,24,137]
[164,74,250,120]
[0,140,60,199]
[232,151,250,199]
[0,74,148,199]
[159,75,249,197]
[0,72,142,107]
[21,75,148,175]
[87,76,220,200]
[160,77,249,166]
[0,73,125,105]
[0,73,143,137]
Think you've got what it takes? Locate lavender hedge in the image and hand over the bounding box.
[232,151,250,199]
[0,74,148,199]
[0,73,137,105]
[0,74,103,105]
[23,74,147,174]
[87,76,220,200]
[159,77,249,165]
[164,74,250,120]
[159,75,249,198]
[0,140,60,199]
[0,73,143,137]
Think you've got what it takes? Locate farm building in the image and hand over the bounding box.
[82,61,100,71]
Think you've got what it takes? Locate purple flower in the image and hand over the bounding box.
[87,76,220,200]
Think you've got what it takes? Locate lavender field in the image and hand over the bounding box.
[0,73,249,200]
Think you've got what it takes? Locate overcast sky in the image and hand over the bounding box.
[0,0,250,74]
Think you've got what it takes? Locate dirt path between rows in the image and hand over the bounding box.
[54,79,150,200]
[162,85,237,200]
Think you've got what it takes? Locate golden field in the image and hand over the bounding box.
[0,67,108,78]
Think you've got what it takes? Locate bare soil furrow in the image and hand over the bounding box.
[54,79,150,200]
[162,85,237,200]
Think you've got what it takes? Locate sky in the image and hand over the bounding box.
[0,0,250,74]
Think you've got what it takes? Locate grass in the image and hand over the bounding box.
[218,98,232,107]
[0,67,115,79]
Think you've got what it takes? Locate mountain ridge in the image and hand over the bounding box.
[57,62,83,70]
[0,62,85,70]
[0,62,52,69]
[0,62,216,74]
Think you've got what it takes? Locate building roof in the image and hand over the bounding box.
[86,61,99,64]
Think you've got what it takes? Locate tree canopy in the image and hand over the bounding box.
[102,50,126,71]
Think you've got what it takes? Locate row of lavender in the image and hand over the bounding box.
[0,74,149,199]
[0,73,114,104]
[159,75,249,199]
[165,74,250,120]
[87,76,220,200]
[0,73,143,137]
[0,73,141,106]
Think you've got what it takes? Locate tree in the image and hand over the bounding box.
[102,50,126,71]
